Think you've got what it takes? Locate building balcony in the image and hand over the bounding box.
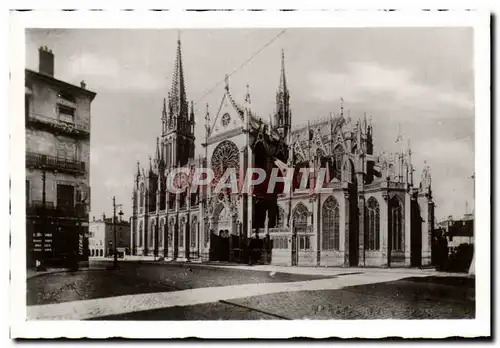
[26,112,90,139]
[26,201,88,220]
[26,152,86,175]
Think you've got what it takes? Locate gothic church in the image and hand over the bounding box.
[131,38,435,267]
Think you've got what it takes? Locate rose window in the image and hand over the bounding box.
[211,140,240,183]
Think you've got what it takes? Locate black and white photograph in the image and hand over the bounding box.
[9,9,490,339]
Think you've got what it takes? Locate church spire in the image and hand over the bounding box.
[274,49,291,139]
[279,49,287,95]
[168,37,188,124]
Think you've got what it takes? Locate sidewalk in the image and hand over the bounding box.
[89,256,472,278]
[176,262,472,278]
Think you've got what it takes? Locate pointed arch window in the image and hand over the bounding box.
[168,219,175,247]
[179,218,185,248]
[389,197,404,251]
[365,197,380,251]
[150,220,155,248]
[293,203,308,227]
[322,196,340,250]
[139,183,145,209]
[159,219,165,249]
[138,221,143,247]
[191,216,198,248]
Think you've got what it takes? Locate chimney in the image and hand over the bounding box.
[102,213,106,220]
[92,216,95,222]
[38,46,54,77]
[80,80,86,89]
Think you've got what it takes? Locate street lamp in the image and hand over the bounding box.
[112,196,123,269]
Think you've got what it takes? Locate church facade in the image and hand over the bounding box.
[130,38,435,267]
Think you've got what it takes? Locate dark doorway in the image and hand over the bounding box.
[210,230,230,262]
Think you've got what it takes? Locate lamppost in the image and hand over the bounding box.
[112,196,124,269]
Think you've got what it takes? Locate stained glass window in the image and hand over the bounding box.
[179,218,185,248]
[365,197,380,250]
[322,196,340,250]
[191,217,197,248]
[390,197,403,251]
[211,140,240,182]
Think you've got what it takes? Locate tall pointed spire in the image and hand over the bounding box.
[279,49,287,95]
[169,36,188,123]
[274,49,291,139]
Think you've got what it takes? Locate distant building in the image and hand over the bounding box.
[25,46,96,268]
[89,214,131,258]
[437,214,474,251]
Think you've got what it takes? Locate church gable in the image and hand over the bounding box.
[207,90,245,143]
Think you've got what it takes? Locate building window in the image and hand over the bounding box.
[57,141,77,160]
[159,219,164,248]
[322,196,340,250]
[365,197,380,251]
[190,217,197,248]
[179,219,185,248]
[389,197,403,251]
[139,183,144,209]
[57,184,74,213]
[150,221,155,248]
[58,104,75,123]
[298,235,311,251]
[293,203,308,227]
[169,219,175,247]
[138,221,143,247]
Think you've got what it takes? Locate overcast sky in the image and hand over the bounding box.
[26,28,474,221]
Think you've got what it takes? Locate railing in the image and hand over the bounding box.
[26,202,88,219]
[26,152,86,175]
[386,181,406,190]
[27,112,90,138]
[364,182,381,191]
[268,227,291,234]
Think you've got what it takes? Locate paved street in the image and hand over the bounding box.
[27,260,475,320]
